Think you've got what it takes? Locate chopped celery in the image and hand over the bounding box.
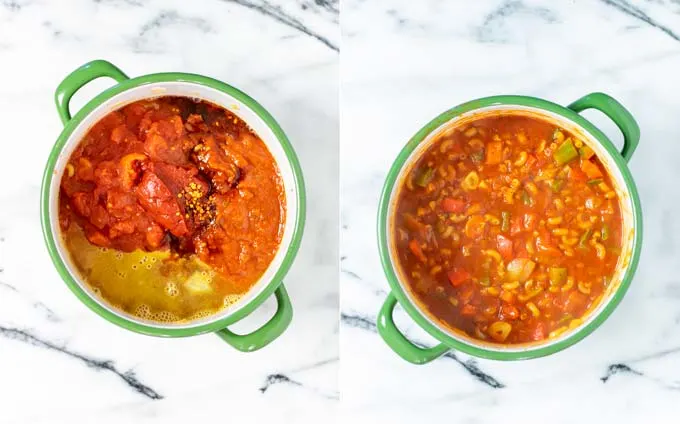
[578,229,593,249]
[501,211,510,232]
[553,139,579,165]
[522,190,534,206]
[551,178,565,193]
[602,224,610,241]
[549,267,567,286]
[414,166,434,187]
[587,178,603,186]
[470,150,484,163]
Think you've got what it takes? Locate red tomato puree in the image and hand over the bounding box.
[59,96,285,320]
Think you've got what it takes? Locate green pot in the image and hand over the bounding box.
[377,93,642,363]
[41,60,306,352]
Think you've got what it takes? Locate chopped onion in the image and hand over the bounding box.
[506,258,536,282]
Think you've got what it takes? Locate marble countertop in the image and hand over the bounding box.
[0,0,338,423]
[341,0,680,422]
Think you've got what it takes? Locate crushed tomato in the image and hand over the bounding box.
[59,96,285,306]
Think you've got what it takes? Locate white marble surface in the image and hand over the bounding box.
[341,1,680,423]
[0,0,338,423]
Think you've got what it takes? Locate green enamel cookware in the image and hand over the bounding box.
[41,60,306,352]
[377,93,642,363]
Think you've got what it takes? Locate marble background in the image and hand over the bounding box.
[0,0,338,423]
[341,0,680,423]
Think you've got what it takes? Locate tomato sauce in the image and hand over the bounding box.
[394,115,622,344]
[59,97,285,322]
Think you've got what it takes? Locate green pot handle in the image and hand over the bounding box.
[216,285,293,352]
[55,60,129,125]
[377,292,450,364]
[567,92,640,163]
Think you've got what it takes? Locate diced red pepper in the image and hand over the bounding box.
[496,234,513,260]
[459,288,474,304]
[408,239,427,263]
[564,291,587,314]
[523,213,537,231]
[569,165,587,183]
[531,322,546,341]
[465,215,487,239]
[485,141,503,165]
[536,231,562,257]
[514,247,529,259]
[460,304,476,316]
[448,268,471,287]
[499,304,519,320]
[525,154,537,169]
[441,198,466,213]
[581,159,603,179]
[510,216,522,236]
[499,290,515,304]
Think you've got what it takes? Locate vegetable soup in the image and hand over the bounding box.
[59,97,285,323]
[393,114,622,344]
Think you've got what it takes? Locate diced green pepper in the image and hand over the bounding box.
[601,224,610,241]
[579,145,595,159]
[414,166,434,187]
[551,178,565,193]
[587,178,603,186]
[470,150,484,163]
[557,313,573,325]
[553,138,579,165]
[403,213,425,233]
[549,267,567,286]
[579,230,592,248]
[501,211,510,232]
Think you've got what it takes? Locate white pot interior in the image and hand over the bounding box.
[387,105,636,352]
[49,81,298,329]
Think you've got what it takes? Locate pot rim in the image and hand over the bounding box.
[40,71,306,337]
[377,94,642,360]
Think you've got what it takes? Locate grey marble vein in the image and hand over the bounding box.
[93,0,144,6]
[601,363,680,390]
[131,10,214,53]
[260,357,339,399]
[600,0,680,42]
[341,268,362,280]
[477,0,557,43]
[259,371,339,399]
[601,363,643,382]
[1,0,26,12]
[0,281,60,322]
[0,326,163,400]
[220,0,339,51]
[301,0,338,17]
[341,313,505,389]
[259,373,303,393]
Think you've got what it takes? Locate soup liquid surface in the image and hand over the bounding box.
[394,115,622,344]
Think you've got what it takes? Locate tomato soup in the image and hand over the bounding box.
[59,96,285,323]
[393,115,622,344]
